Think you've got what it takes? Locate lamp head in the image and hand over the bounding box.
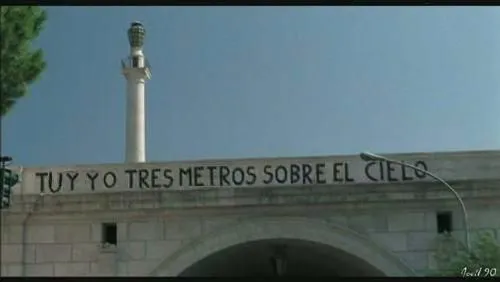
[0,156,13,164]
[359,152,382,161]
[128,21,146,48]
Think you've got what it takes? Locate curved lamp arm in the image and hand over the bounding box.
[360,152,470,251]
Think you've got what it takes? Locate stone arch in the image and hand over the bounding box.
[151,216,416,277]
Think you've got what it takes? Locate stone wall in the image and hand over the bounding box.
[2,151,499,276]
[2,186,499,276]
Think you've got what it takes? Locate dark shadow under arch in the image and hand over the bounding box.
[179,238,385,277]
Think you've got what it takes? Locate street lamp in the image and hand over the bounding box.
[359,152,470,251]
[1,156,19,209]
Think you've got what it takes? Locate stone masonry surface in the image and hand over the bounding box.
[1,151,499,276]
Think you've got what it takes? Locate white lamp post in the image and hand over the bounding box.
[122,21,151,163]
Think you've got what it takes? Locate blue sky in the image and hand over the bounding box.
[3,7,500,167]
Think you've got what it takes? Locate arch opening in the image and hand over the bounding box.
[179,238,385,277]
[151,217,416,277]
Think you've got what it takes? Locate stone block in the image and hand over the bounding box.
[90,254,117,276]
[407,232,438,251]
[90,223,102,243]
[145,240,183,260]
[90,262,111,276]
[424,212,437,231]
[119,241,146,261]
[25,245,37,264]
[2,244,35,264]
[72,243,99,262]
[6,264,23,276]
[202,217,237,234]
[164,219,202,240]
[327,216,348,227]
[117,262,128,276]
[55,223,92,243]
[348,214,388,234]
[469,210,500,229]
[27,225,55,243]
[2,226,9,244]
[26,263,54,276]
[127,260,158,276]
[370,232,408,252]
[397,251,429,271]
[427,251,438,270]
[128,220,164,241]
[451,210,466,230]
[117,222,128,242]
[6,225,24,244]
[54,262,90,276]
[414,269,430,277]
[36,244,72,263]
[1,244,22,263]
[387,212,425,232]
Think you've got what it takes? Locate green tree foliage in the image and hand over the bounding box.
[432,232,500,277]
[0,6,47,116]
